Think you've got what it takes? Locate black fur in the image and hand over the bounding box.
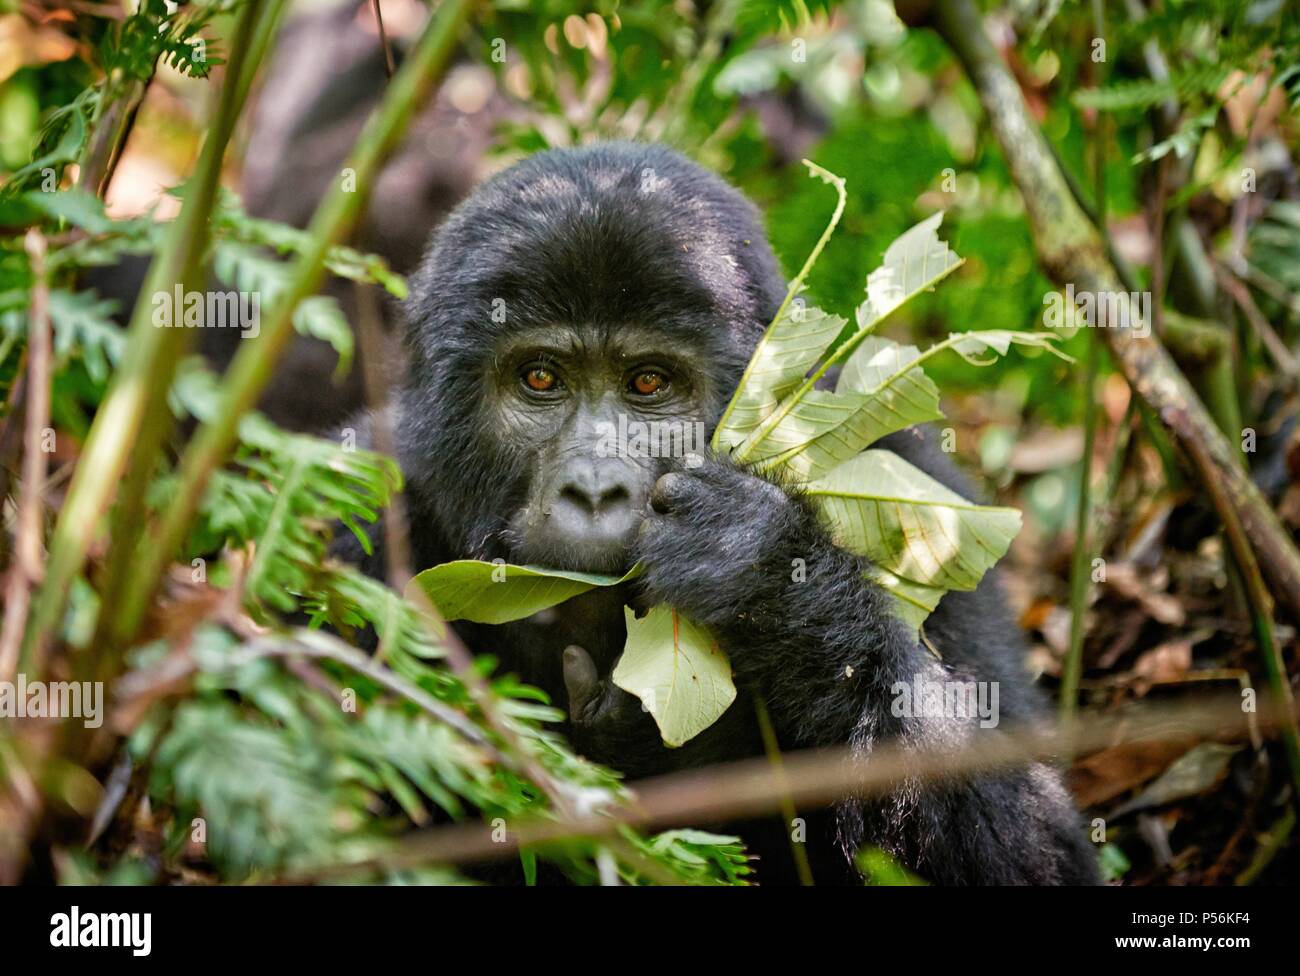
[336,143,1099,885]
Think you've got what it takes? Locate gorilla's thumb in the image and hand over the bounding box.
[562,644,600,720]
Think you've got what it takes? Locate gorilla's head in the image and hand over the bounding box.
[397,143,786,573]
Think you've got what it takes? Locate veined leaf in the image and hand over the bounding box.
[756,330,1067,481]
[735,388,870,463]
[857,211,964,329]
[409,560,639,625]
[807,450,1021,591]
[612,607,736,748]
[945,329,1072,365]
[714,303,847,455]
[754,337,944,480]
[713,160,847,453]
[731,213,964,466]
[865,566,947,632]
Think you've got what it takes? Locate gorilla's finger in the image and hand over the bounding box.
[650,472,688,514]
[562,644,601,720]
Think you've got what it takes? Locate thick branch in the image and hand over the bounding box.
[932,0,1300,623]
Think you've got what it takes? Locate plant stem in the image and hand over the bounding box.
[1062,2,1106,725]
[754,695,814,885]
[712,162,847,449]
[20,0,270,675]
[1061,337,1098,726]
[88,1,285,686]
[114,0,477,642]
[0,232,51,682]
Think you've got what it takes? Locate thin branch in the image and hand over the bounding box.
[372,0,396,78]
[295,693,1296,879]
[1217,265,1300,386]
[0,230,52,681]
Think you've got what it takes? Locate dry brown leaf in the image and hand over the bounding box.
[1067,735,1196,807]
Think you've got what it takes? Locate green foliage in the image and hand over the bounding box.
[5,0,1294,888]
[856,845,928,885]
[717,172,1063,630]
[613,607,736,748]
[410,560,638,625]
[103,0,229,81]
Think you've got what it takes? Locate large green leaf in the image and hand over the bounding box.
[753,337,944,480]
[755,330,1067,482]
[408,560,638,625]
[864,566,948,632]
[807,450,1022,591]
[713,303,847,455]
[612,607,736,748]
[728,213,964,467]
[734,388,869,463]
[712,160,848,454]
[856,211,964,329]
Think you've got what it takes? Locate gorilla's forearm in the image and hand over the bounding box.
[710,524,921,750]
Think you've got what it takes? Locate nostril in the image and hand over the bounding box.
[558,482,630,515]
[559,484,597,513]
[598,484,630,509]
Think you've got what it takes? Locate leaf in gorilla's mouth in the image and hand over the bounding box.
[407,560,641,625]
[613,607,736,748]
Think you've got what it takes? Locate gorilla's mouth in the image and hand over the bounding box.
[502,505,644,576]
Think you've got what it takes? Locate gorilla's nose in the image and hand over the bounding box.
[556,463,632,515]
[540,459,644,568]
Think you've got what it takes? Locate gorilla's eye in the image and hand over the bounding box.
[522,366,559,393]
[630,370,667,396]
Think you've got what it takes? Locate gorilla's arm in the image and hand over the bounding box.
[631,456,1098,884]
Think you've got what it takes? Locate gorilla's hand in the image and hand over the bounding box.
[562,644,665,776]
[631,456,814,633]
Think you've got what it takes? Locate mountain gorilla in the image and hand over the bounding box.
[337,142,1098,885]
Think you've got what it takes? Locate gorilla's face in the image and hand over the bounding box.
[487,321,717,574]
[399,144,788,571]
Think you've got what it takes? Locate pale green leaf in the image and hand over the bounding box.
[735,388,869,462]
[807,450,1021,591]
[729,213,963,466]
[755,337,944,480]
[865,565,947,632]
[712,160,848,454]
[408,560,638,625]
[612,607,736,748]
[856,211,963,329]
[713,304,847,454]
[944,329,1072,366]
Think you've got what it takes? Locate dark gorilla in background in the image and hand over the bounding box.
[337,142,1099,885]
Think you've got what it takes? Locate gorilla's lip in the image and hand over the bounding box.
[503,507,643,577]
[504,527,636,577]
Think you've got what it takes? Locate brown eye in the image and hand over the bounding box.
[631,371,666,396]
[524,367,557,392]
